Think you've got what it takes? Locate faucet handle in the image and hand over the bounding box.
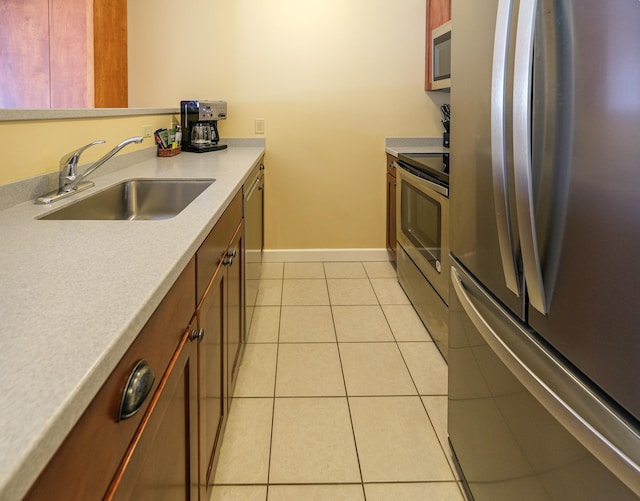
[59,140,106,175]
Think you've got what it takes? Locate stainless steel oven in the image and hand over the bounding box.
[396,153,450,359]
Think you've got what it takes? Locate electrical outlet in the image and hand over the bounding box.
[142,125,153,138]
[255,118,265,134]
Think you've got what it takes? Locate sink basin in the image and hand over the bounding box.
[39,179,215,221]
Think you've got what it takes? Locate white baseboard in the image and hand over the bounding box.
[262,248,391,263]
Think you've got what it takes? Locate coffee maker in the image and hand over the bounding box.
[180,100,228,152]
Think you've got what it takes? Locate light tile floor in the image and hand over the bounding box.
[211,261,466,501]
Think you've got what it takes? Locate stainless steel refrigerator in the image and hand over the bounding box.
[448,0,640,499]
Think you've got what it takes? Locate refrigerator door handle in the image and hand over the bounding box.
[491,0,520,297]
[451,266,640,496]
[513,0,547,314]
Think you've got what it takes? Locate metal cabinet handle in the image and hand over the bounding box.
[190,327,205,342]
[117,359,155,421]
[259,163,265,171]
[223,249,237,266]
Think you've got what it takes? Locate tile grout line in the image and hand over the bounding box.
[265,264,285,498]
[325,262,368,501]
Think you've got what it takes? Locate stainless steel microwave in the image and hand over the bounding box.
[431,21,451,90]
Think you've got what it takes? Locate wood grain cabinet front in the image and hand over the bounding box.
[25,258,196,501]
[195,192,244,500]
[24,188,248,500]
[104,316,199,501]
[386,154,398,262]
[425,0,452,91]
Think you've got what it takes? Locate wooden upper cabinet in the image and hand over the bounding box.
[425,0,452,91]
[0,0,126,108]
[94,0,128,108]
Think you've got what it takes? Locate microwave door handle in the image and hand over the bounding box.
[491,0,520,296]
[513,0,547,315]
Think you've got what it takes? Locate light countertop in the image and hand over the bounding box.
[384,137,448,157]
[0,141,264,499]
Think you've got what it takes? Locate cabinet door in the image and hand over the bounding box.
[25,259,196,501]
[105,319,199,501]
[198,263,226,499]
[226,221,244,411]
[386,172,397,261]
[425,0,452,90]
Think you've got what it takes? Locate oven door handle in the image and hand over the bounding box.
[395,162,448,197]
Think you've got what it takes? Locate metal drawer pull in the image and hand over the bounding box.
[223,249,237,266]
[117,359,155,421]
[190,327,205,342]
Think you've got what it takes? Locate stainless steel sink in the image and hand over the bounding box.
[38,179,215,220]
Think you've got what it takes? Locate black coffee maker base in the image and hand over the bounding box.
[183,143,228,153]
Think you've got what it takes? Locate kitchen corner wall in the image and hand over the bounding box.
[130,0,447,250]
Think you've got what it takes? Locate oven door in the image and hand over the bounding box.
[396,164,450,304]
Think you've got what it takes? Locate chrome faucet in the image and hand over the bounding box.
[36,136,144,204]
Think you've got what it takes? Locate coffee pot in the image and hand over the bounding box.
[190,122,212,145]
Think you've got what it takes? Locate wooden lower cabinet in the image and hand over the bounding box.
[25,258,197,501]
[386,154,398,261]
[197,219,244,500]
[225,223,244,412]
[25,188,247,500]
[105,317,199,501]
[195,190,244,499]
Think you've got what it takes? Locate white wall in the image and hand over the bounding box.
[129,0,448,249]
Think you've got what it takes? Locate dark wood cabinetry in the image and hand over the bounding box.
[26,187,247,500]
[195,191,244,500]
[105,317,199,501]
[386,154,398,262]
[25,259,197,501]
[425,0,452,91]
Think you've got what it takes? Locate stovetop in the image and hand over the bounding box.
[397,152,449,186]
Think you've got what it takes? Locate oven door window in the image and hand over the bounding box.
[401,179,441,269]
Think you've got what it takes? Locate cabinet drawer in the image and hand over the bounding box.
[25,258,196,501]
[196,190,243,304]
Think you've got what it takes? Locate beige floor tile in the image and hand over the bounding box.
[260,262,284,279]
[276,344,345,396]
[399,342,448,395]
[284,262,325,278]
[332,305,394,342]
[327,278,378,305]
[422,396,462,481]
[370,278,410,305]
[364,482,465,501]
[363,261,397,278]
[256,279,283,306]
[382,304,431,341]
[269,397,361,483]
[210,486,267,501]
[323,262,367,278]
[246,262,262,280]
[233,344,277,397]
[339,343,416,396]
[279,306,335,342]
[349,396,454,482]
[213,398,273,484]
[247,306,280,343]
[268,484,365,501]
[281,279,329,305]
